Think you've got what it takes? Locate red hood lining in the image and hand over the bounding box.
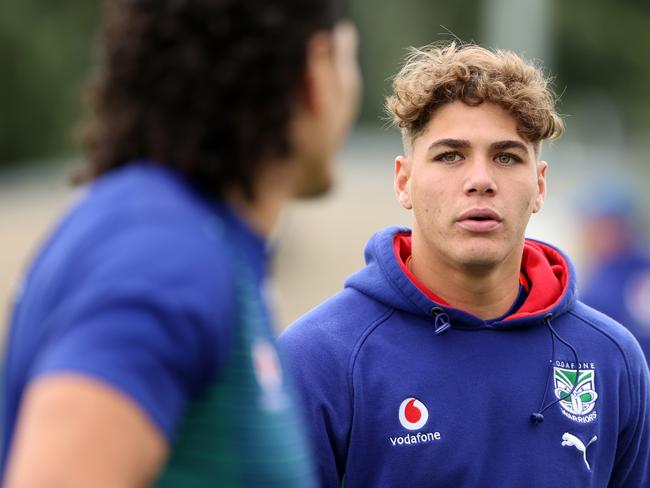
[393,233,569,321]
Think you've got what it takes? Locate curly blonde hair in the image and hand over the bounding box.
[386,42,564,153]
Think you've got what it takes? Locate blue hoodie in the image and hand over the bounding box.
[279,227,650,488]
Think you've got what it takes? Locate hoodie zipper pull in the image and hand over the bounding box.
[430,307,451,335]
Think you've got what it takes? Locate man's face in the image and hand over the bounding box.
[395,101,547,272]
[292,21,361,198]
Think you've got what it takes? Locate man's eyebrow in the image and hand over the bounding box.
[427,138,471,151]
[490,140,529,152]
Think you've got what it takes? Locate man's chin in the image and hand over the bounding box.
[292,172,334,199]
[452,245,506,271]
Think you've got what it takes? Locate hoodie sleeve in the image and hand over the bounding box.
[279,313,355,488]
[609,334,650,487]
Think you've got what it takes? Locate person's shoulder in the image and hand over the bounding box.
[570,301,646,367]
[32,164,237,317]
[278,288,395,416]
[76,165,229,269]
[85,163,217,233]
[279,287,394,360]
[572,301,636,341]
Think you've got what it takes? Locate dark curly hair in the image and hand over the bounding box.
[79,0,348,198]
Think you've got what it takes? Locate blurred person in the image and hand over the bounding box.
[1,1,359,487]
[280,43,649,487]
[579,180,650,360]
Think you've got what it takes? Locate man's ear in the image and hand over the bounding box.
[532,160,548,213]
[301,31,335,114]
[395,155,412,210]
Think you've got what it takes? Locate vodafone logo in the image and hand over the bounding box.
[390,397,441,447]
[398,397,429,430]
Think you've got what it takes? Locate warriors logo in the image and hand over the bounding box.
[554,366,598,423]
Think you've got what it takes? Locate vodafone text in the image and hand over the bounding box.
[389,431,441,446]
[554,360,596,370]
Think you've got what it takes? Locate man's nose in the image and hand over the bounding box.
[463,158,496,196]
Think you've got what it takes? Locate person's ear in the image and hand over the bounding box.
[301,30,336,114]
[533,161,548,213]
[395,155,412,210]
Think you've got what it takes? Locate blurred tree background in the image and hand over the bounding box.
[2,0,650,168]
[0,0,100,167]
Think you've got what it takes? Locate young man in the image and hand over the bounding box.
[280,43,650,487]
[1,1,359,486]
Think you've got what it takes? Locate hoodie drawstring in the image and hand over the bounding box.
[430,307,451,335]
[530,313,581,425]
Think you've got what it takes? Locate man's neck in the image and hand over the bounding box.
[410,238,523,321]
[225,160,295,238]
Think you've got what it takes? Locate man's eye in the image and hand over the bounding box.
[495,154,519,165]
[436,152,461,163]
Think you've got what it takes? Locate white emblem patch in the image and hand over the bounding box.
[554,365,598,423]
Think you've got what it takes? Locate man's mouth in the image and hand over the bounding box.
[456,209,503,232]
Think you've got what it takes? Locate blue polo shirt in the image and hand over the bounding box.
[1,162,315,486]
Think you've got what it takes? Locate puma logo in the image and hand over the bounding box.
[561,432,598,471]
